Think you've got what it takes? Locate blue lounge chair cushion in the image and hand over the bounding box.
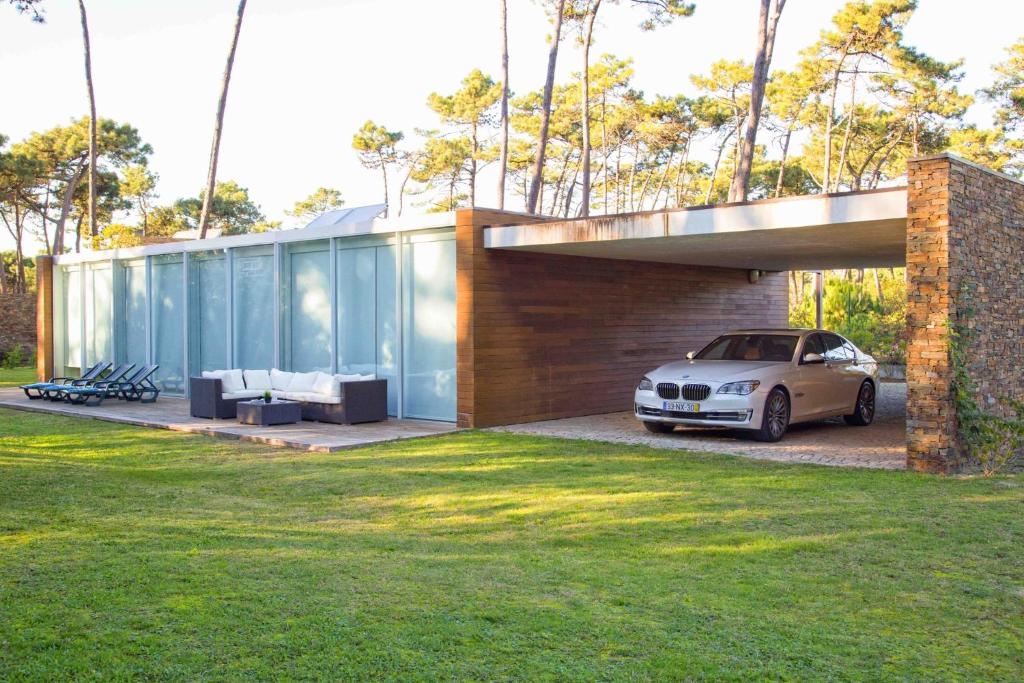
[21,382,60,390]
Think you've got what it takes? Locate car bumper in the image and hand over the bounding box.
[633,388,767,429]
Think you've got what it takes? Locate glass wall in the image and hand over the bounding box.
[151,254,185,394]
[402,234,456,420]
[336,240,398,415]
[116,259,148,369]
[188,250,227,375]
[59,265,82,375]
[51,226,458,420]
[232,245,276,371]
[84,262,113,367]
[282,240,331,373]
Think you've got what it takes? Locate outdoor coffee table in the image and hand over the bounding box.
[237,399,302,426]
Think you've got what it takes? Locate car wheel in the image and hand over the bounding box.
[844,381,876,426]
[753,388,790,442]
[643,421,675,434]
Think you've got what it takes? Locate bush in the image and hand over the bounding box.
[789,270,907,364]
[1,345,26,369]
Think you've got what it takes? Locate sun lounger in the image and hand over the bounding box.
[20,361,112,400]
[57,364,137,405]
[112,365,161,403]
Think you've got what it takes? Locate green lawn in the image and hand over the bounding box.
[0,365,36,388]
[0,407,1021,681]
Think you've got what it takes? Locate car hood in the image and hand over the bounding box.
[648,359,785,383]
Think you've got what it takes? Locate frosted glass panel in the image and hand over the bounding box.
[403,237,456,421]
[336,243,398,415]
[152,254,185,394]
[232,245,275,370]
[189,251,227,374]
[376,246,398,416]
[118,260,148,368]
[84,263,112,366]
[64,266,82,375]
[283,241,331,372]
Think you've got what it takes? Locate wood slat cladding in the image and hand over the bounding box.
[455,209,789,428]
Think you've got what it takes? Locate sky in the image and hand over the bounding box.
[2,0,1021,253]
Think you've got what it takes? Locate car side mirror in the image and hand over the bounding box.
[686,351,696,360]
[802,352,825,364]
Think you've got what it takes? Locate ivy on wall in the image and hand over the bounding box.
[949,284,1024,475]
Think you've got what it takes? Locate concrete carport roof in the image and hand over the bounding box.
[483,186,908,271]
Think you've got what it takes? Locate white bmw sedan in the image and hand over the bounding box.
[634,329,879,442]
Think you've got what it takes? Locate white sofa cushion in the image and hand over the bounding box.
[202,370,225,381]
[283,391,341,404]
[288,371,319,392]
[270,369,294,391]
[335,373,362,383]
[222,389,264,400]
[220,369,245,394]
[312,371,340,397]
[359,373,376,381]
[244,369,272,391]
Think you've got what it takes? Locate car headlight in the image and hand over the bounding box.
[717,380,760,395]
[638,376,653,391]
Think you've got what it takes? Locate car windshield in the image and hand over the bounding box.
[695,334,799,362]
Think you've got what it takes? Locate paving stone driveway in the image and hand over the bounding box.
[496,382,907,470]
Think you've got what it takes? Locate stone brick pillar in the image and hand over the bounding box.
[906,154,1024,473]
[35,255,54,382]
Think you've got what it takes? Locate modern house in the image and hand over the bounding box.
[34,154,1024,473]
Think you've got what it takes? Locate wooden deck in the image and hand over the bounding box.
[0,389,457,452]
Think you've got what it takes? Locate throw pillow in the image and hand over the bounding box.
[221,369,245,394]
[311,371,340,397]
[243,369,273,391]
[270,368,294,391]
[288,371,319,393]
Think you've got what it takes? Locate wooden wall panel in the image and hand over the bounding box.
[455,209,790,428]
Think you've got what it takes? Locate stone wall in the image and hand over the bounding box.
[906,154,1024,472]
[0,291,37,361]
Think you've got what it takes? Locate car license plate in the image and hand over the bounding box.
[664,401,699,413]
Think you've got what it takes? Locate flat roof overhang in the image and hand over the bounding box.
[484,188,908,271]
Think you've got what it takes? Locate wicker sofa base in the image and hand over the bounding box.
[189,377,388,424]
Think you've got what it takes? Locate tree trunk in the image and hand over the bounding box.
[39,184,52,256]
[198,0,247,239]
[139,195,149,235]
[600,93,609,214]
[75,214,83,253]
[469,126,478,206]
[579,0,601,217]
[396,152,421,217]
[14,199,26,292]
[774,127,792,198]
[54,161,87,255]
[834,61,859,192]
[564,154,580,217]
[822,39,852,193]
[704,131,731,205]
[729,0,785,202]
[627,139,640,211]
[379,153,390,218]
[873,268,883,300]
[497,0,509,210]
[526,0,566,214]
[77,0,98,240]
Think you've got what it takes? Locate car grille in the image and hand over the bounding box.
[656,383,679,400]
[681,384,711,401]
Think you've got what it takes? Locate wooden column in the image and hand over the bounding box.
[35,255,54,382]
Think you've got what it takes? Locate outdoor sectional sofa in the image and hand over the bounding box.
[189,368,387,424]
